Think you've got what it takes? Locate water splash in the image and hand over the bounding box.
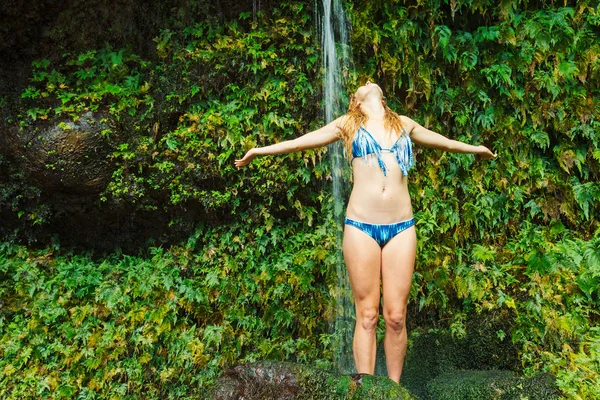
[318,0,355,375]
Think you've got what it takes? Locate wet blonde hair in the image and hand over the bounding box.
[336,94,406,158]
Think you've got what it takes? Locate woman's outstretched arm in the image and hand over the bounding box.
[234,116,344,167]
[401,115,496,159]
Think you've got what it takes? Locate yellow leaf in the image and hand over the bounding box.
[505,298,516,309]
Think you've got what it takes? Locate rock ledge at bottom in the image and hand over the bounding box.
[209,360,417,400]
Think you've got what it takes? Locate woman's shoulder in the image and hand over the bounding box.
[399,114,415,124]
[335,113,360,135]
[399,115,416,135]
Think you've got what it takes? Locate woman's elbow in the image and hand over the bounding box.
[437,140,453,152]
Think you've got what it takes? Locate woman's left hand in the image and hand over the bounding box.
[235,148,258,167]
[477,145,497,160]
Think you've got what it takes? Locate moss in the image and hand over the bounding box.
[499,373,562,400]
[400,326,560,399]
[425,370,561,400]
[209,361,417,400]
[426,370,516,400]
[401,318,520,399]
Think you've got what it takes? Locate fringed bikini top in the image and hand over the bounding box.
[351,126,415,176]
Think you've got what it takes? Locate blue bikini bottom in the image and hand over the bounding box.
[344,217,415,247]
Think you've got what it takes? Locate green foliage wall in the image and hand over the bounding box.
[0,220,338,399]
[1,0,600,398]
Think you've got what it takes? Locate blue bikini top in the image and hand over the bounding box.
[351,126,415,176]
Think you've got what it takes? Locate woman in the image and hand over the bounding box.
[234,81,496,384]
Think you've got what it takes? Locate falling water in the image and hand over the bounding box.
[252,0,260,23]
[319,0,355,375]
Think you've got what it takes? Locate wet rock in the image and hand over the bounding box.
[209,360,416,400]
[4,111,113,194]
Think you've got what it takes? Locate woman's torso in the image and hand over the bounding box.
[345,122,414,223]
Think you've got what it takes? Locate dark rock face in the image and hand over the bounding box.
[0,110,204,253]
[209,361,416,400]
[4,111,113,194]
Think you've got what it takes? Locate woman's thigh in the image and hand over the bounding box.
[342,225,382,307]
[381,226,417,313]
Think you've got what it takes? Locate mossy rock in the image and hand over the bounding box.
[426,370,561,400]
[500,373,562,400]
[426,370,516,400]
[209,360,417,400]
[401,318,520,399]
[400,324,560,400]
[5,111,113,194]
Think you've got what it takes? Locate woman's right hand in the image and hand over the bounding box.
[476,145,497,160]
[234,148,258,167]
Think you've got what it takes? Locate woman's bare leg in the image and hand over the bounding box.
[343,225,382,375]
[381,226,416,384]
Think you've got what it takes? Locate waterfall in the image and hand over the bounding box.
[319,0,355,375]
[253,0,260,23]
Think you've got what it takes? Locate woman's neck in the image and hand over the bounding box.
[359,97,385,121]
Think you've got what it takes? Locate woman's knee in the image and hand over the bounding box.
[357,307,379,332]
[383,309,406,333]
